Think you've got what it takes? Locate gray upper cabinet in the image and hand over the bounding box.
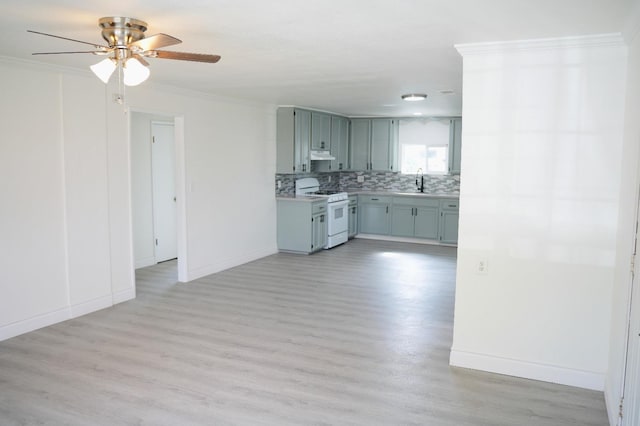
[448,118,462,175]
[276,107,311,173]
[330,116,349,171]
[311,112,332,151]
[350,119,370,170]
[371,119,397,171]
[350,118,398,171]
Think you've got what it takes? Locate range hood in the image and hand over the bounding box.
[310,150,335,161]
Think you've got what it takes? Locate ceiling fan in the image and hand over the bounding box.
[29,16,221,86]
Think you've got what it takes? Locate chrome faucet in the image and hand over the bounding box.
[416,168,425,193]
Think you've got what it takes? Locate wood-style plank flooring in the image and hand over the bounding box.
[0,239,608,425]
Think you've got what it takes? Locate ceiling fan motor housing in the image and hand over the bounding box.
[99,17,147,48]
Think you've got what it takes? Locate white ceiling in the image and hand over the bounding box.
[0,0,635,117]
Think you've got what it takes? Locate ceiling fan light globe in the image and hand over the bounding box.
[123,57,150,86]
[90,58,116,83]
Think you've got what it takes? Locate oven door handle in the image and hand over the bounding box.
[329,200,349,209]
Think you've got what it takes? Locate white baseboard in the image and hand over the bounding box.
[112,287,136,305]
[187,247,278,282]
[604,378,620,426]
[355,234,456,246]
[70,295,114,318]
[0,307,71,342]
[135,256,156,269]
[1,287,137,342]
[449,349,605,391]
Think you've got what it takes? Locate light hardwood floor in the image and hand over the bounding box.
[0,239,608,425]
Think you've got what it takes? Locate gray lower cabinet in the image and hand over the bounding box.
[277,199,328,253]
[390,197,439,239]
[348,195,358,238]
[358,195,391,235]
[439,199,459,244]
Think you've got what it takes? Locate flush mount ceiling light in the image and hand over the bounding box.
[28,16,221,88]
[401,93,427,101]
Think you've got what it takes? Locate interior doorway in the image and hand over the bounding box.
[130,111,185,281]
[151,121,178,262]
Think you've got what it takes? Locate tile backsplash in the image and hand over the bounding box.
[275,171,460,196]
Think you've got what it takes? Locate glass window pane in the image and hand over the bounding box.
[426,146,447,173]
[401,145,426,174]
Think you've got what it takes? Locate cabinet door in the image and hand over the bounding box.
[359,203,389,235]
[390,205,415,237]
[311,212,328,251]
[448,118,462,175]
[294,109,311,173]
[330,116,349,171]
[370,119,392,171]
[440,210,459,244]
[311,112,332,150]
[414,207,439,239]
[350,119,370,170]
[348,205,358,238]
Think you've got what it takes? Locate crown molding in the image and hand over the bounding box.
[455,33,625,56]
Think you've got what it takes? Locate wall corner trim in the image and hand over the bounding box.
[455,33,626,56]
[449,349,605,391]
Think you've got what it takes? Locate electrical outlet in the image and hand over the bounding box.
[328,176,332,183]
[357,175,365,183]
[277,180,282,189]
[476,259,488,275]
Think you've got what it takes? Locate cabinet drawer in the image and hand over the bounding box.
[359,195,392,204]
[392,196,439,208]
[440,199,459,210]
[312,201,327,214]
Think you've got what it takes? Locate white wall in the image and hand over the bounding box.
[605,6,640,425]
[450,35,628,391]
[0,58,278,341]
[125,86,278,280]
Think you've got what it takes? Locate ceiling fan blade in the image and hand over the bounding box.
[32,51,108,55]
[27,30,109,49]
[130,33,181,51]
[133,54,150,67]
[153,50,221,63]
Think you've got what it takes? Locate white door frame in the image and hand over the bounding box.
[128,109,188,283]
[621,184,640,426]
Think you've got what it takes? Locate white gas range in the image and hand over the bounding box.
[295,178,349,249]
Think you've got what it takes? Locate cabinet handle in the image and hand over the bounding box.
[320,214,325,223]
[448,204,456,208]
[371,198,379,201]
[386,206,388,214]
